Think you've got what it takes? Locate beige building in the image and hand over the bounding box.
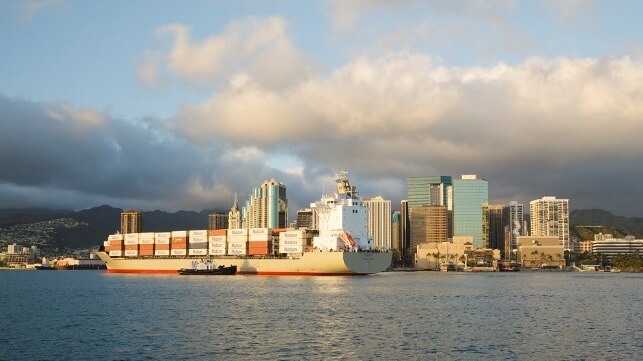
[364,196,392,250]
[529,196,569,251]
[415,236,473,269]
[517,236,565,268]
[575,241,593,254]
[121,210,143,234]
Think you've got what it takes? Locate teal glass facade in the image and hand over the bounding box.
[453,177,488,248]
[406,176,452,207]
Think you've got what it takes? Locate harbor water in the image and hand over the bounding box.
[1,270,641,360]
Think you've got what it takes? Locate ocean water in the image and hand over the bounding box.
[1,270,641,360]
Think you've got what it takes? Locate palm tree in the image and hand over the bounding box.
[530,250,539,268]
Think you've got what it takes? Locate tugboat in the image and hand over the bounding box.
[178,260,237,275]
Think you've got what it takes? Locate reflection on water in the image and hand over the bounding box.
[1,271,641,360]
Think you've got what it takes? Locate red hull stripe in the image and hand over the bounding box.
[106,269,368,276]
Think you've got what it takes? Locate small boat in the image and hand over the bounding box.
[178,265,237,275]
[35,265,57,270]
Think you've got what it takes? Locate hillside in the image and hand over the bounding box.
[0,205,226,253]
[570,209,643,238]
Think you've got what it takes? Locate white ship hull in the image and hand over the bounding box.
[96,251,391,275]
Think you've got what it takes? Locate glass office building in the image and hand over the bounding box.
[452,175,488,249]
[406,176,452,207]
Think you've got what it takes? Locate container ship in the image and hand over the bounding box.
[96,172,391,275]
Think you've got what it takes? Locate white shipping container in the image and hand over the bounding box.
[124,250,139,257]
[280,238,307,246]
[209,248,226,255]
[227,248,247,255]
[108,234,124,241]
[139,238,154,245]
[209,235,227,243]
[124,238,139,245]
[228,242,248,249]
[154,249,170,256]
[249,234,272,242]
[189,249,208,256]
[171,230,188,238]
[188,236,207,243]
[189,230,208,237]
[209,240,226,249]
[279,245,304,254]
[280,230,305,239]
[139,232,155,238]
[155,232,171,239]
[250,228,270,235]
[155,238,170,245]
[171,249,187,256]
[103,241,110,247]
[228,235,248,243]
[227,228,248,236]
[125,233,140,241]
[109,250,123,257]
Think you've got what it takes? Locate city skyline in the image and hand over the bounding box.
[1,1,642,217]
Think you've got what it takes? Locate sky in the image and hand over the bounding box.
[0,0,642,217]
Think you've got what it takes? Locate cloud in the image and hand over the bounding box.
[170,52,643,215]
[140,16,314,90]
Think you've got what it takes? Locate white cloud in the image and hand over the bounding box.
[143,16,313,89]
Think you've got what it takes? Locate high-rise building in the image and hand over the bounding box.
[502,201,524,259]
[228,194,241,229]
[529,196,570,251]
[409,205,448,250]
[121,210,143,234]
[364,196,392,250]
[208,213,228,230]
[400,200,410,264]
[406,176,452,207]
[242,179,288,229]
[452,175,488,249]
[296,208,317,229]
[488,205,504,251]
[392,211,401,250]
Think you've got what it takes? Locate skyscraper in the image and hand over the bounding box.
[452,175,489,249]
[529,196,570,251]
[243,179,288,229]
[406,176,452,207]
[208,213,228,230]
[488,205,504,250]
[502,201,524,258]
[392,211,401,250]
[120,210,143,234]
[364,196,392,250]
[409,205,448,249]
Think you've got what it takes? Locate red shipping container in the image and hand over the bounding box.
[171,237,187,245]
[155,244,170,250]
[125,244,138,251]
[248,247,270,255]
[208,229,227,236]
[139,244,154,256]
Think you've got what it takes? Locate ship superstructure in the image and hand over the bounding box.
[311,171,371,251]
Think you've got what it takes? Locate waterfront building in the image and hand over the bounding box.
[208,213,228,230]
[517,236,565,268]
[592,237,643,260]
[452,175,489,249]
[409,205,448,251]
[121,210,143,234]
[242,179,288,229]
[488,205,504,251]
[502,201,525,259]
[400,200,410,260]
[529,196,570,251]
[392,211,401,250]
[575,241,593,254]
[364,196,392,250]
[415,236,473,269]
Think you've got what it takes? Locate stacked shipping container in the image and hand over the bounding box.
[155,232,170,256]
[139,232,155,256]
[108,234,124,257]
[171,230,187,256]
[248,228,272,255]
[227,228,248,255]
[188,230,208,256]
[124,233,139,257]
[208,229,227,255]
[279,230,312,254]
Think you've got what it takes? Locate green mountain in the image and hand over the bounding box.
[570,209,643,239]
